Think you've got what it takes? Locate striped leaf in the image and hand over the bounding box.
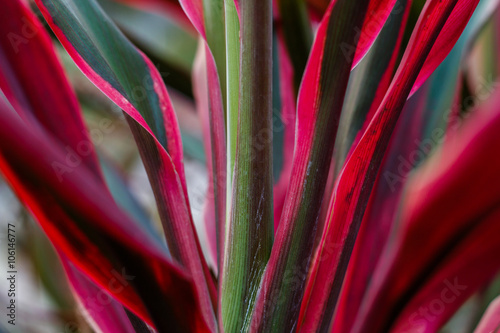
[299,0,481,331]
[356,87,500,332]
[34,0,217,329]
[248,0,397,331]
[0,99,207,331]
[180,0,228,273]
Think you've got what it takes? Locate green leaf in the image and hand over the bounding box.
[278,0,313,90]
[98,0,198,74]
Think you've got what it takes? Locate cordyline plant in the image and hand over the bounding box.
[2,0,500,331]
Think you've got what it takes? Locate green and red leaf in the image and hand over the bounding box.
[0,98,207,332]
[355,87,500,332]
[180,0,227,274]
[62,259,137,333]
[248,0,397,331]
[331,84,430,333]
[299,0,480,331]
[33,0,217,329]
[0,2,211,331]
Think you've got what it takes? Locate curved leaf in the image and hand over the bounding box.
[0,0,101,178]
[62,259,137,333]
[0,98,208,332]
[410,0,485,95]
[331,84,429,333]
[34,0,217,329]
[248,0,396,331]
[354,86,500,333]
[180,0,227,274]
[299,0,480,331]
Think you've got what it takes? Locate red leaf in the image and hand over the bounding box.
[0,0,101,179]
[0,4,158,330]
[249,0,397,330]
[0,98,209,332]
[390,210,500,332]
[331,84,429,333]
[179,0,206,37]
[299,0,479,331]
[34,1,217,328]
[352,0,399,67]
[62,258,137,333]
[354,87,500,333]
[410,0,481,96]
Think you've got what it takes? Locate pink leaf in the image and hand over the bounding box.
[474,296,500,333]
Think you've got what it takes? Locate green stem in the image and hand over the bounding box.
[221,0,274,331]
[224,0,240,231]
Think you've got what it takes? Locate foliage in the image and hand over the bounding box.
[1,0,500,332]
